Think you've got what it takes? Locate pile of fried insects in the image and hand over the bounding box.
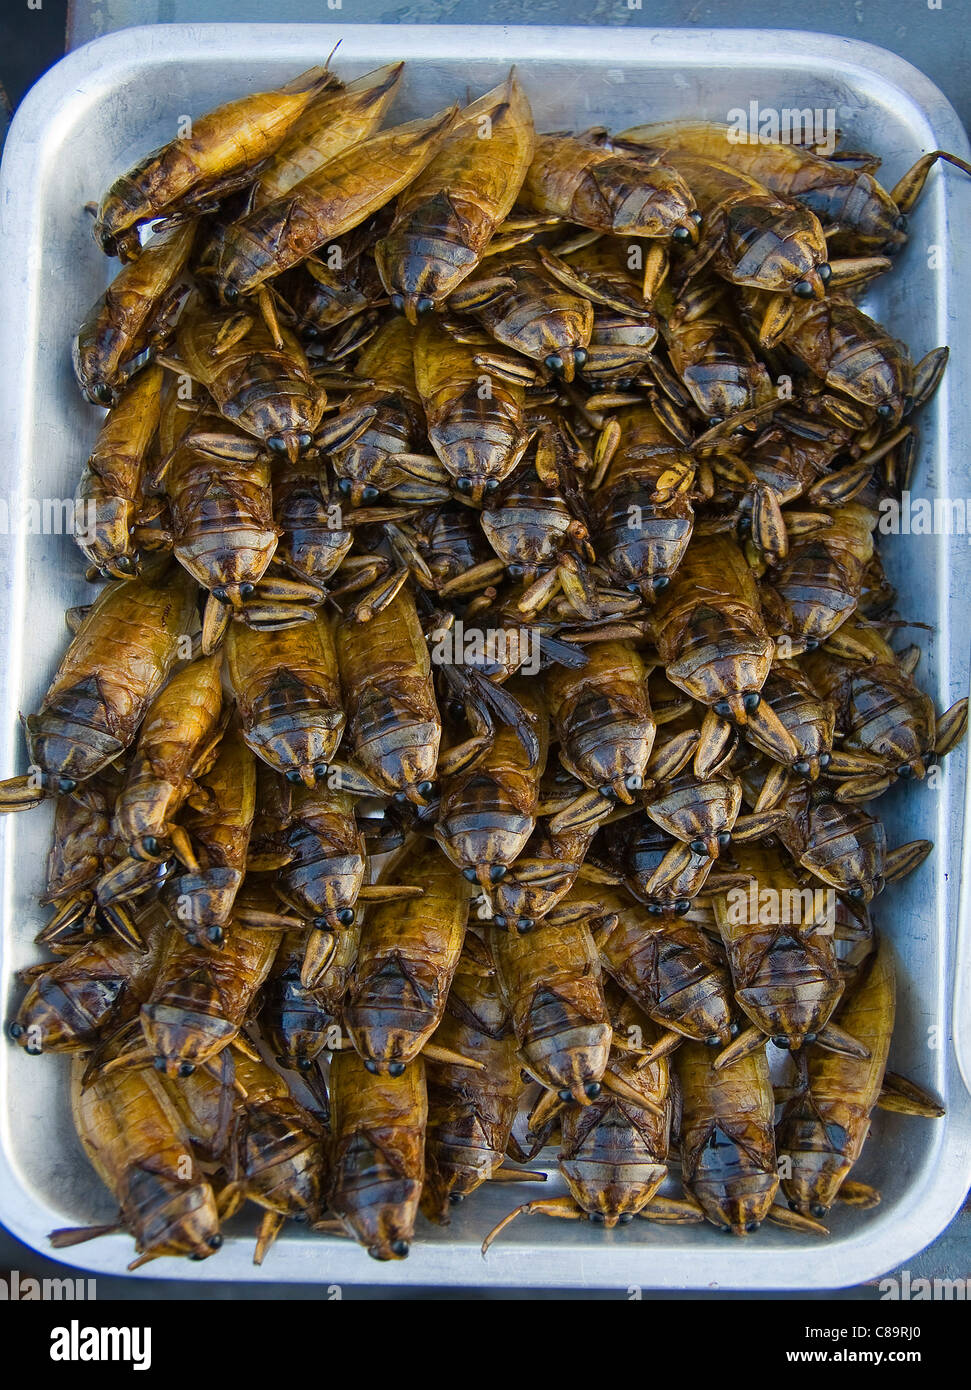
[6,61,970,1266]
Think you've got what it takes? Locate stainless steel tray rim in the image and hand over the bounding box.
[1,21,969,1290]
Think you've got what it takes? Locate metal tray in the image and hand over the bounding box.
[0,23,969,1290]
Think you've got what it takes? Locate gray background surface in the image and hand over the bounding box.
[1,0,968,1299]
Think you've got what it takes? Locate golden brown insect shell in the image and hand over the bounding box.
[73,224,195,403]
[711,845,844,1049]
[422,931,523,1219]
[25,569,197,794]
[71,1056,222,1263]
[778,937,895,1214]
[589,882,735,1046]
[414,317,534,502]
[335,586,442,802]
[435,677,548,885]
[226,614,345,786]
[676,1039,779,1234]
[140,918,278,1074]
[215,106,458,301]
[520,134,698,240]
[344,843,471,1072]
[94,66,339,254]
[328,1048,427,1260]
[375,71,535,318]
[547,640,656,802]
[492,913,611,1104]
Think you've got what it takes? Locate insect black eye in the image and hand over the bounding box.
[91,383,113,406]
[223,285,239,305]
[364,1059,379,1074]
[804,638,819,651]
[208,1234,223,1250]
[207,926,223,945]
[819,752,831,767]
[647,903,664,915]
[584,1083,602,1101]
[729,1022,740,1037]
[337,908,355,926]
[337,478,353,496]
[847,884,865,900]
[558,1088,574,1102]
[896,762,914,778]
[545,354,564,373]
[689,838,707,855]
[239,583,255,598]
[456,477,473,493]
[297,432,313,450]
[484,478,500,493]
[517,918,534,933]
[417,296,434,315]
[804,1032,817,1044]
[58,776,77,793]
[876,403,895,420]
[743,692,761,712]
[618,1212,633,1224]
[462,868,478,882]
[179,1062,195,1077]
[599,783,619,801]
[212,586,228,603]
[9,1023,24,1039]
[153,1057,167,1071]
[704,1035,720,1046]
[894,213,908,232]
[417,781,434,796]
[671,225,692,244]
[391,294,405,313]
[574,348,588,366]
[772,1034,791,1049]
[708,415,724,428]
[717,831,731,847]
[267,435,288,454]
[714,700,732,718]
[314,764,328,780]
[297,1057,312,1072]
[793,759,811,776]
[903,395,914,416]
[745,1221,760,1233]
[114,554,134,573]
[689,211,703,226]
[818,262,832,283]
[141,835,160,857]
[652,575,670,591]
[811,1203,828,1218]
[388,1062,406,1078]
[675,899,691,915]
[493,914,507,927]
[508,564,524,579]
[489,864,507,882]
[362,485,379,502]
[286,769,304,784]
[394,790,408,803]
[793,278,815,298]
